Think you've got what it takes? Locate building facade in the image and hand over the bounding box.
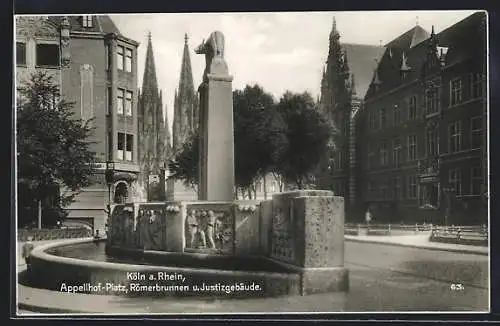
[316,17,384,218]
[357,12,487,225]
[16,15,140,232]
[137,33,171,202]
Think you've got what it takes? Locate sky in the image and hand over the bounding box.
[111,10,480,130]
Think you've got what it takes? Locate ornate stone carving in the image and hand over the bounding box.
[136,205,166,251]
[16,17,60,39]
[270,203,295,262]
[185,205,233,253]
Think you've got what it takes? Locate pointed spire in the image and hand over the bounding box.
[350,74,357,96]
[142,32,158,95]
[178,33,195,96]
[173,33,197,153]
[329,16,340,40]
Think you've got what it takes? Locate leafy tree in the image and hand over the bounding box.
[17,72,98,228]
[169,84,287,196]
[233,85,288,194]
[168,133,199,190]
[277,91,332,189]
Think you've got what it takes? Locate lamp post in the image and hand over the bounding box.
[105,161,115,218]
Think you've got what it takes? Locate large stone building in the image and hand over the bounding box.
[316,17,384,215]
[16,15,140,232]
[137,33,171,202]
[356,12,487,225]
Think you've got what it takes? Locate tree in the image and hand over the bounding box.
[233,85,288,195]
[168,133,199,190]
[168,84,288,196]
[17,72,98,228]
[277,91,332,189]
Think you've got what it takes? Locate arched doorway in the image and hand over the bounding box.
[114,181,129,204]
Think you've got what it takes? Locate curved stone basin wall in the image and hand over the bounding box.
[28,190,348,297]
[27,239,301,298]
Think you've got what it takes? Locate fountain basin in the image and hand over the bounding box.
[26,238,303,298]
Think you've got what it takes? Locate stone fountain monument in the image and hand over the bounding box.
[28,31,348,299]
[194,31,235,201]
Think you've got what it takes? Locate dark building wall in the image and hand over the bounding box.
[356,12,487,225]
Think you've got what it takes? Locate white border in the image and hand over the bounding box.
[13,10,491,318]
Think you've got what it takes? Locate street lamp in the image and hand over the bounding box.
[105,161,115,216]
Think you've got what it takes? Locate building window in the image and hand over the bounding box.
[369,111,377,130]
[117,46,124,71]
[126,134,133,161]
[393,104,401,125]
[392,138,402,165]
[427,129,438,156]
[408,95,417,120]
[449,169,462,196]
[392,177,401,199]
[380,183,388,200]
[407,135,417,161]
[379,108,387,128]
[448,121,462,153]
[367,144,374,169]
[471,166,482,195]
[117,89,124,115]
[367,181,375,199]
[337,151,344,171]
[125,91,133,116]
[470,116,483,149]
[450,78,462,106]
[425,88,439,114]
[36,43,60,67]
[125,48,132,72]
[379,142,388,166]
[16,42,26,65]
[82,15,93,28]
[407,175,418,199]
[117,132,125,160]
[470,73,483,99]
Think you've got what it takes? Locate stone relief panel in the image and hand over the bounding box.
[185,203,234,254]
[108,204,136,248]
[270,196,295,263]
[136,204,167,251]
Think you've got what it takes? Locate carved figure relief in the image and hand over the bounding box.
[136,205,166,251]
[185,206,233,253]
[270,205,294,262]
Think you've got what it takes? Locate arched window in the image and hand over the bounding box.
[114,181,129,204]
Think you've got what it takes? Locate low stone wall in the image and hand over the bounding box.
[28,239,301,298]
[18,228,92,241]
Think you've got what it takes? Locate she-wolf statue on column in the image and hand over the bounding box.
[195,31,225,78]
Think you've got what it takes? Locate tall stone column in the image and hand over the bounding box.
[196,32,235,201]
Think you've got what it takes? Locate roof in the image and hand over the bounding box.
[341,43,385,98]
[48,15,122,36]
[364,11,486,100]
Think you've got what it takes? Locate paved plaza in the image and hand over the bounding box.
[15,235,489,314]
